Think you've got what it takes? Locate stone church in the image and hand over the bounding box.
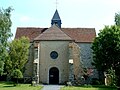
[15,10,97,84]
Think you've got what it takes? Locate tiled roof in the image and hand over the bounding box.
[15,27,48,42]
[15,26,96,43]
[34,24,73,41]
[62,28,96,42]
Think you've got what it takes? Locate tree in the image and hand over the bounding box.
[0,61,4,75]
[0,7,13,75]
[11,69,23,85]
[92,25,120,85]
[115,12,120,26]
[4,37,30,78]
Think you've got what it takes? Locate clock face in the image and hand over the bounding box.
[50,51,58,59]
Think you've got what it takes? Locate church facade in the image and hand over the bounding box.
[15,10,97,84]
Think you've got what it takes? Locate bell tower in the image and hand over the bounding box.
[51,9,62,28]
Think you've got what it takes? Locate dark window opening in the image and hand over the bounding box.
[50,51,58,59]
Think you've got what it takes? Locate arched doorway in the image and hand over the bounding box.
[49,67,59,84]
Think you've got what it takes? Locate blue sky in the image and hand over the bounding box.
[0,0,120,39]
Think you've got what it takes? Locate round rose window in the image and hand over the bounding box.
[50,51,58,59]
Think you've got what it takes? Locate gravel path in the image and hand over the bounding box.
[42,85,64,90]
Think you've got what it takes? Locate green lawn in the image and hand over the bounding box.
[0,82,43,90]
[61,86,117,90]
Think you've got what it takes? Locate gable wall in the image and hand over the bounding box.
[39,41,70,84]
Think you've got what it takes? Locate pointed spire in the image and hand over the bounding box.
[52,9,61,20]
[51,9,62,28]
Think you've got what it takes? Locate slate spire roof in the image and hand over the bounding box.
[34,24,72,41]
[51,9,62,28]
[52,9,61,20]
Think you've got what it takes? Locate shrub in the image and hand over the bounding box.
[11,69,23,85]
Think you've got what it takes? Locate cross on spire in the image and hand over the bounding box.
[56,0,58,9]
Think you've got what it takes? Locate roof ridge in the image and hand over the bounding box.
[34,24,73,41]
[17,27,46,29]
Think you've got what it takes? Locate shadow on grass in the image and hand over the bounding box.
[3,85,15,87]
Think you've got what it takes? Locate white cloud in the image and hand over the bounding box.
[19,16,32,23]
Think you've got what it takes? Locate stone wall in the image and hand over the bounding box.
[39,41,70,84]
[77,43,99,79]
[77,43,93,68]
[24,43,34,77]
[23,43,34,83]
[69,43,84,82]
[68,42,99,84]
[23,42,99,84]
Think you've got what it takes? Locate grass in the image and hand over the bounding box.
[61,85,117,90]
[0,82,43,90]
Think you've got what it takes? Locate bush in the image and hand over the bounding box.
[11,69,23,85]
[91,78,101,85]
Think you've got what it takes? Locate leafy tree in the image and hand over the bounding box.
[4,37,30,78]
[11,69,23,85]
[115,12,120,26]
[0,7,13,75]
[0,61,4,75]
[92,25,120,85]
